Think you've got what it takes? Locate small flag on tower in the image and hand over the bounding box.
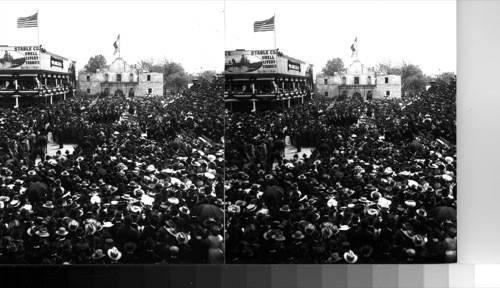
[254,16,275,32]
[351,37,358,58]
[17,12,38,28]
[113,35,120,55]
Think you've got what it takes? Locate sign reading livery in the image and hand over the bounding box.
[0,46,72,72]
[0,46,40,69]
[225,49,306,76]
[225,50,278,73]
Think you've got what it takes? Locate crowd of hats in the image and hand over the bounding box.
[0,77,225,264]
[224,79,457,264]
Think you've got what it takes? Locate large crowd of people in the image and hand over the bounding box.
[0,77,225,264]
[0,74,457,265]
[225,78,457,264]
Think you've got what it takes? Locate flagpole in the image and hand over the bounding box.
[273,13,277,51]
[356,37,359,61]
[37,10,40,48]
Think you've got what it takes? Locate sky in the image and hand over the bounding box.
[225,0,456,76]
[0,1,455,76]
[0,1,224,75]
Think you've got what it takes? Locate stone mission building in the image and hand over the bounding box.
[78,58,163,97]
[316,60,401,100]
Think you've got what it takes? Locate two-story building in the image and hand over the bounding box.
[78,58,163,97]
[316,60,401,100]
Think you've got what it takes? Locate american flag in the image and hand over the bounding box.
[254,16,274,32]
[17,12,38,28]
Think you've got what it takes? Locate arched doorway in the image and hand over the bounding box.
[353,92,363,101]
[114,89,124,97]
[103,88,109,97]
[129,88,135,97]
[367,90,373,101]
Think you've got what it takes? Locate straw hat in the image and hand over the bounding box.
[108,247,122,261]
[55,227,69,236]
[344,250,358,264]
[291,231,305,240]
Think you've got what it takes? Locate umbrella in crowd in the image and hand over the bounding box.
[169,139,186,149]
[224,77,457,264]
[192,204,224,219]
[0,76,226,264]
[430,206,457,222]
[25,182,48,203]
[262,186,285,206]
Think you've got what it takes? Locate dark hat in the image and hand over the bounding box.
[92,249,106,259]
[328,252,342,263]
[124,242,137,253]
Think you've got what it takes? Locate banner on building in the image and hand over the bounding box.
[0,46,40,69]
[224,50,306,76]
[50,56,64,69]
[0,46,72,72]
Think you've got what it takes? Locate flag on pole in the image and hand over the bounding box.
[17,12,38,28]
[254,16,275,32]
[351,37,358,58]
[113,35,120,55]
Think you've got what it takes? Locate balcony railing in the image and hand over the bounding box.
[101,81,138,85]
[338,84,376,88]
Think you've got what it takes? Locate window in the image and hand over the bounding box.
[129,74,134,82]
[367,76,372,85]
[117,74,122,82]
[104,74,109,82]
[342,77,347,85]
[86,75,90,82]
[386,91,390,96]
[385,77,389,84]
[148,88,152,94]
[324,91,329,97]
[324,78,328,85]
[86,88,91,93]
[354,77,359,85]
[147,75,151,81]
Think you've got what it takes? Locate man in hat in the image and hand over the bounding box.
[116,215,139,251]
[137,237,161,264]
[121,242,139,264]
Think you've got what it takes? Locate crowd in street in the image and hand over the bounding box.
[0,74,457,264]
[225,78,457,264]
[0,77,225,264]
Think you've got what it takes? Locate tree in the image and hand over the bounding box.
[400,62,427,98]
[137,58,164,73]
[321,58,345,76]
[375,61,427,98]
[84,55,107,73]
[197,70,218,82]
[163,61,190,94]
[436,72,456,84]
[375,60,402,75]
[137,58,191,94]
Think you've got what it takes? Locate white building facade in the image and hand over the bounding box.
[78,58,163,97]
[316,60,401,100]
